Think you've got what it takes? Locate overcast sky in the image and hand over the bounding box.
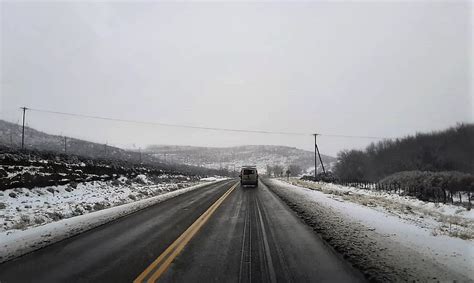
[1,1,472,156]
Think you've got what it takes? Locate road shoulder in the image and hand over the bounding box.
[262,178,472,282]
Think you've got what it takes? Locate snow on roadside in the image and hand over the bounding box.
[200,176,229,182]
[285,178,474,240]
[0,176,201,233]
[0,180,223,263]
[269,179,473,281]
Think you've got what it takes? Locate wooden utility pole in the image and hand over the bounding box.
[21,107,27,150]
[313,133,326,179]
[316,142,326,174]
[313,134,318,179]
[64,137,67,153]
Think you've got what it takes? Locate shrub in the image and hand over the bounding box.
[301,172,339,183]
[379,171,474,204]
[46,212,64,221]
[20,215,30,223]
[34,217,45,224]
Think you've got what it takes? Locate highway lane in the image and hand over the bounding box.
[157,180,364,282]
[0,179,364,282]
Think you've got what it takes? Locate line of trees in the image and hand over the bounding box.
[334,124,474,182]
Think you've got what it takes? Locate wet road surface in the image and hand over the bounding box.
[0,179,364,282]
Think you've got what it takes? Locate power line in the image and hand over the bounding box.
[27,107,309,136]
[25,107,392,140]
[319,133,391,140]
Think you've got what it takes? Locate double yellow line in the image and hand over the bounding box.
[134,181,239,283]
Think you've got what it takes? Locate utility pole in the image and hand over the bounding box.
[313,134,318,180]
[64,137,67,153]
[313,134,326,179]
[139,148,142,163]
[316,141,326,174]
[21,107,27,150]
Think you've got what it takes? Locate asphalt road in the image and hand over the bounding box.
[0,179,364,283]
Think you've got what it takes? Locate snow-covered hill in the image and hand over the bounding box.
[0,120,135,161]
[0,120,336,175]
[146,145,337,174]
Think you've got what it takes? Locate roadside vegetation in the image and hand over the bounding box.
[379,171,473,207]
[298,124,474,209]
[333,124,473,181]
[301,171,473,209]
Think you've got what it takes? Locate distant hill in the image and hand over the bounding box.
[0,120,230,177]
[0,120,336,174]
[0,120,138,162]
[146,145,337,174]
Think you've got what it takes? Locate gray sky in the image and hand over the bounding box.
[1,1,472,156]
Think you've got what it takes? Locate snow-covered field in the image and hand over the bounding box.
[265,178,473,281]
[0,174,221,233]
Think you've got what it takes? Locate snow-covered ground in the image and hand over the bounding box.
[0,180,223,263]
[200,176,229,182]
[286,178,474,240]
[264,178,473,281]
[0,174,202,233]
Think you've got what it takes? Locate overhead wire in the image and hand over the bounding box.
[25,107,392,140]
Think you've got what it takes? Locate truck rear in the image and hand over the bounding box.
[240,166,258,187]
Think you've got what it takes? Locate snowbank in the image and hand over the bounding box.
[0,180,221,263]
[264,178,473,281]
[0,177,199,232]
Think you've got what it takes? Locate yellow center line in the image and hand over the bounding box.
[134,181,239,283]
